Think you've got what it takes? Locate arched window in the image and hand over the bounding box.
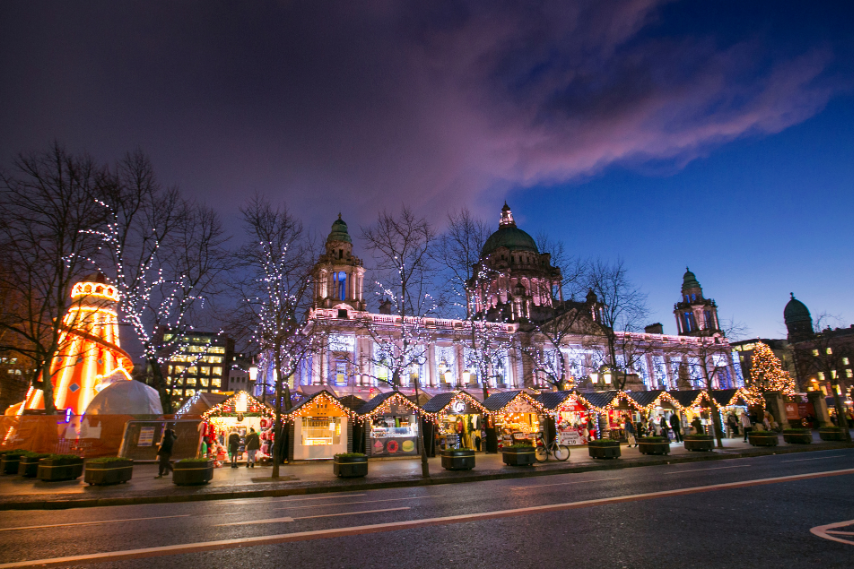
[337,271,347,300]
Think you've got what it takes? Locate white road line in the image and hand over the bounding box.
[215,507,410,527]
[811,519,854,546]
[228,493,367,505]
[0,515,191,533]
[273,497,415,510]
[826,530,854,536]
[4,467,853,568]
[510,478,623,490]
[782,455,845,463]
[663,465,750,475]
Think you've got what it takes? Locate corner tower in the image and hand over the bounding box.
[312,214,366,312]
[673,268,720,336]
[784,293,813,342]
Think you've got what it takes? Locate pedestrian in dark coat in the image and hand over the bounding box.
[659,415,670,441]
[228,431,241,468]
[155,427,177,478]
[691,417,704,436]
[245,428,261,468]
[669,413,683,443]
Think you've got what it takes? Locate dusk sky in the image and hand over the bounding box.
[2,1,853,340]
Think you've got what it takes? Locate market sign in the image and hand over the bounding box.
[305,399,348,418]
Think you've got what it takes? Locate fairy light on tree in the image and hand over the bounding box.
[86,151,231,412]
[236,196,321,479]
[748,341,796,398]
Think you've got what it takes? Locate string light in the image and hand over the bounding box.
[420,390,488,423]
[202,391,274,421]
[283,390,357,423]
[747,341,796,398]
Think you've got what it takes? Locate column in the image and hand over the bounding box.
[427,344,437,387]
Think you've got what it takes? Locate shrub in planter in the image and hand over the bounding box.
[333,453,368,478]
[17,452,51,477]
[0,450,28,475]
[638,437,670,456]
[85,457,134,485]
[819,427,846,442]
[172,458,214,485]
[748,431,779,447]
[441,449,475,471]
[683,435,714,452]
[588,439,621,459]
[502,444,536,466]
[37,454,84,482]
[782,429,812,445]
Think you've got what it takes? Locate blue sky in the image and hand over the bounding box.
[2,1,853,340]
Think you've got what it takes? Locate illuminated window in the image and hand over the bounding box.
[335,361,348,386]
[185,389,195,396]
[846,369,853,379]
[212,378,221,387]
[826,347,833,355]
[164,334,173,342]
[168,365,174,374]
[186,377,197,386]
[209,346,226,354]
[200,366,210,375]
[818,372,825,381]
[199,377,209,387]
[212,366,223,375]
[844,357,850,365]
[812,349,819,357]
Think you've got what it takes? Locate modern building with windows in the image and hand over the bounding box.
[159,330,234,401]
[255,205,743,398]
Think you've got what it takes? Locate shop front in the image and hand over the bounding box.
[357,392,421,458]
[628,390,683,438]
[422,390,488,451]
[538,391,592,446]
[483,391,546,450]
[201,391,275,462]
[286,390,354,460]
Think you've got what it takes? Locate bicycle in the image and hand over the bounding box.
[533,433,570,462]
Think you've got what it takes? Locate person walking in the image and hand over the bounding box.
[155,427,177,479]
[740,411,753,442]
[669,412,683,443]
[624,415,637,447]
[228,430,241,468]
[727,412,739,438]
[659,415,670,441]
[691,416,703,436]
[245,428,261,468]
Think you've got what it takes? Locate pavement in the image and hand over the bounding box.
[1,432,852,510]
[1,448,853,568]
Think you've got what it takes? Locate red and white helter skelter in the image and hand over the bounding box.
[16,274,134,416]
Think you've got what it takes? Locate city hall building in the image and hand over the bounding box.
[255,205,744,399]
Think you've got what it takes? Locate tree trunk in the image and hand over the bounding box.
[40,359,57,415]
[413,379,430,478]
[272,360,283,479]
[705,391,724,449]
[830,382,852,442]
[148,356,172,414]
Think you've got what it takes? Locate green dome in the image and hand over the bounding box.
[481,225,538,257]
[326,214,351,244]
[681,267,701,292]
[784,293,811,324]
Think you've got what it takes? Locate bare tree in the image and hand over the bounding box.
[0,143,108,414]
[91,152,231,412]
[238,196,321,478]
[584,258,650,391]
[680,321,746,449]
[361,207,436,478]
[791,314,852,441]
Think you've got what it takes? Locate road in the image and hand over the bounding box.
[1,449,852,568]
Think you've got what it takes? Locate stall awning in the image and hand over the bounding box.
[577,391,617,411]
[201,391,274,421]
[285,389,356,422]
[421,390,487,417]
[482,391,546,414]
[356,391,422,420]
[670,390,706,408]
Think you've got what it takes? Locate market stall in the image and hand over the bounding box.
[357,392,422,458]
[421,390,488,451]
[201,391,275,462]
[285,389,355,460]
[483,391,547,450]
[627,390,683,437]
[537,391,592,446]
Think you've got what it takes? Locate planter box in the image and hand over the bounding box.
[441,450,475,471]
[684,437,714,452]
[638,441,670,456]
[783,432,812,445]
[1,456,21,475]
[748,433,779,447]
[84,460,134,485]
[18,455,50,478]
[588,444,621,459]
[819,430,846,442]
[502,448,536,466]
[333,455,368,478]
[172,460,214,485]
[38,458,84,482]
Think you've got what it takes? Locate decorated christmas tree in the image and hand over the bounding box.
[748,341,796,397]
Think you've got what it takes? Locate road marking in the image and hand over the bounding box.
[215,507,410,527]
[811,519,854,546]
[510,478,623,490]
[782,455,845,463]
[273,497,415,510]
[0,515,191,532]
[663,465,750,475]
[3,468,853,568]
[228,493,367,505]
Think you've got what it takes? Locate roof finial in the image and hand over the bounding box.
[338,212,342,220]
[790,292,795,299]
